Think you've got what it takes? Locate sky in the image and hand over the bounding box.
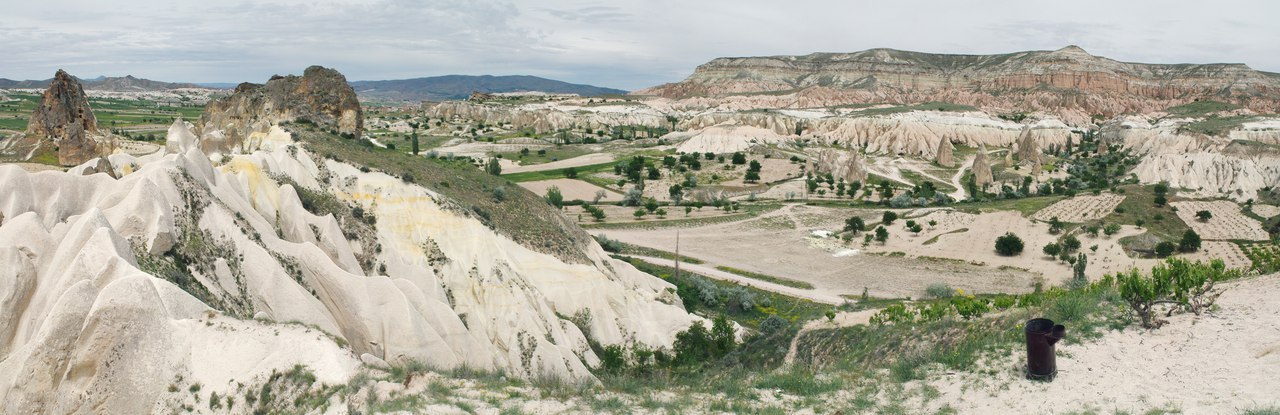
[4,0,1280,90]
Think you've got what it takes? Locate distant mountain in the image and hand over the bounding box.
[637,46,1280,120]
[0,74,214,91]
[349,75,627,102]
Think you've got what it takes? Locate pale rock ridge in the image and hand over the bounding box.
[0,121,697,412]
[1103,115,1280,201]
[680,111,1076,158]
[425,100,666,135]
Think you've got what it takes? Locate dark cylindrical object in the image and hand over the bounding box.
[1025,318,1065,381]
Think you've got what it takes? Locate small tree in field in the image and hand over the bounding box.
[545,186,564,208]
[1043,242,1062,258]
[1195,210,1212,222]
[994,233,1024,256]
[882,211,898,225]
[874,226,889,244]
[1179,230,1201,252]
[845,216,866,233]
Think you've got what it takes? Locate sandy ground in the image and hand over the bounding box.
[1183,240,1253,270]
[516,178,620,202]
[116,139,163,156]
[1252,204,1280,218]
[602,204,1047,299]
[921,273,1280,414]
[1033,193,1125,222]
[502,152,615,174]
[872,209,1158,284]
[1171,200,1270,241]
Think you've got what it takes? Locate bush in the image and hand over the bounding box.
[1043,242,1062,257]
[1195,210,1212,221]
[994,232,1025,256]
[925,283,955,299]
[545,186,564,208]
[1113,258,1237,328]
[1154,241,1176,258]
[882,211,898,225]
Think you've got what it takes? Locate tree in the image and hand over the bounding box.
[1179,230,1201,252]
[874,226,889,244]
[908,223,923,234]
[644,198,660,213]
[1195,210,1212,222]
[844,216,866,233]
[633,209,646,219]
[1154,194,1168,207]
[1047,216,1064,234]
[485,157,502,176]
[411,132,420,155]
[668,184,684,204]
[1103,223,1121,236]
[882,211,898,225]
[563,167,578,179]
[1071,253,1088,287]
[994,233,1025,256]
[1043,243,1062,257]
[647,166,660,180]
[1154,241,1176,258]
[545,186,564,208]
[731,152,747,165]
[744,170,761,183]
[1062,235,1082,253]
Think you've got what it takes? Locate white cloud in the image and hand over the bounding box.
[3,0,1278,90]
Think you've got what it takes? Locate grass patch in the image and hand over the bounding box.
[1106,184,1190,253]
[1164,100,1240,117]
[953,195,1065,216]
[494,146,591,166]
[1179,115,1259,137]
[594,236,705,264]
[715,265,815,289]
[500,160,617,183]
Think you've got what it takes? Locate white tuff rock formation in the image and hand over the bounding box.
[0,122,697,413]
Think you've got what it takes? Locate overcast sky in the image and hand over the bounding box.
[5,0,1279,90]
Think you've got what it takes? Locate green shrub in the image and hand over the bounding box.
[925,283,955,299]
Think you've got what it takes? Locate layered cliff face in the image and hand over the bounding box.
[637,46,1280,123]
[0,67,697,413]
[197,66,362,156]
[0,70,116,165]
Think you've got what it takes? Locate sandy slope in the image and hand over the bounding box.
[923,273,1280,414]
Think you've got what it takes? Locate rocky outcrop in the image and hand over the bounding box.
[809,148,868,184]
[7,70,116,165]
[972,145,994,188]
[197,66,362,156]
[638,46,1280,123]
[1014,127,1041,164]
[0,121,697,412]
[936,136,955,167]
[1105,115,1280,200]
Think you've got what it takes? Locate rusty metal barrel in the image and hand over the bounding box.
[1025,318,1065,381]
